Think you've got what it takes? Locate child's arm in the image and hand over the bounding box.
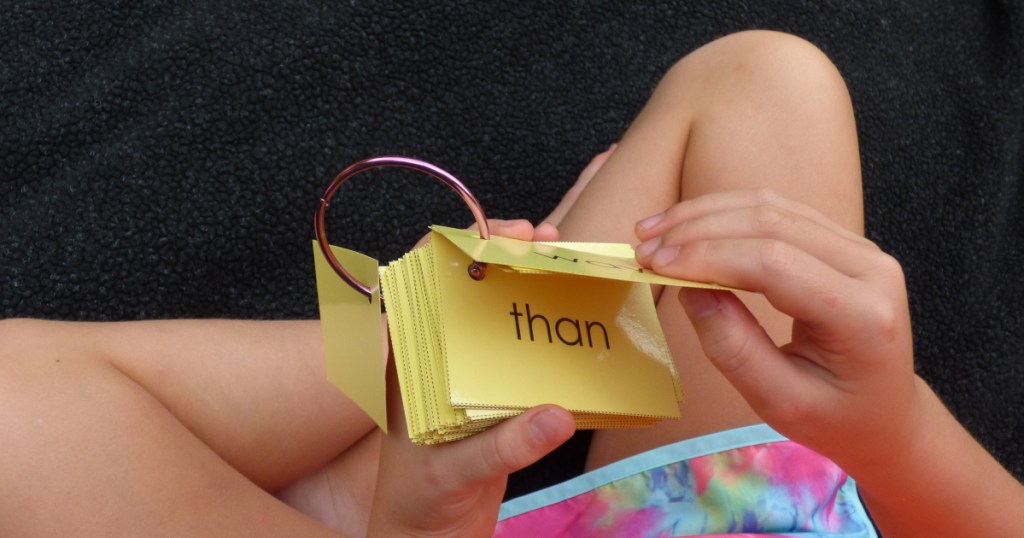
[635,188,1024,538]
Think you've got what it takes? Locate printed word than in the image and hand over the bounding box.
[509,302,610,350]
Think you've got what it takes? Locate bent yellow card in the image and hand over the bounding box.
[430,225,729,290]
[312,242,388,432]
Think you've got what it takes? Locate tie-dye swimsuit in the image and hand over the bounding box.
[496,424,878,537]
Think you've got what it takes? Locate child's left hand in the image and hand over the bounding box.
[367,218,574,538]
[369,376,574,537]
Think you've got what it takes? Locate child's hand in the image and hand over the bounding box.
[635,189,919,472]
[368,217,573,537]
[368,381,574,537]
[413,218,560,249]
[475,218,560,243]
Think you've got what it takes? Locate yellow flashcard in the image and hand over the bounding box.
[430,225,730,290]
[432,234,681,417]
[312,242,388,432]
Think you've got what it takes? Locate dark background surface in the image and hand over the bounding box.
[2,1,1021,499]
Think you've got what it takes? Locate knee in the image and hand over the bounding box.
[665,30,853,118]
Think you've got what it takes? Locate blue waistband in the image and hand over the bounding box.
[500,423,786,520]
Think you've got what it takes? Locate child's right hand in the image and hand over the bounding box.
[634,188,919,473]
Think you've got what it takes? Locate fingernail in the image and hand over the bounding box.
[637,212,664,232]
[652,246,680,266]
[635,236,661,259]
[680,288,722,318]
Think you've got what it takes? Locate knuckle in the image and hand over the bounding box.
[875,252,906,285]
[756,240,796,277]
[750,203,790,235]
[482,426,528,477]
[861,254,909,342]
[702,323,755,376]
[864,295,904,345]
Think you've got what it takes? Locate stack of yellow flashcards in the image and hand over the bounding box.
[315,226,727,445]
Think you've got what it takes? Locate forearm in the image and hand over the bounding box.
[850,377,1024,537]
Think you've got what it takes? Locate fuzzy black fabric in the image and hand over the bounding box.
[2,1,1021,500]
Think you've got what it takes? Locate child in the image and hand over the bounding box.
[2,30,1020,537]
[493,30,1023,537]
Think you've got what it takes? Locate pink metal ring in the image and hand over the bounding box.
[313,156,490,300]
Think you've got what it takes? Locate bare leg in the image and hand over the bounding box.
[551,30,864,468]
[0,318,355,536]
[1,219,561,536]
[93,319,377,490]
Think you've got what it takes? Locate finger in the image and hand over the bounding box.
[533,221,560,242]
[677,288,831,426]
[468,219,537,241]
[636,203,879,279]
[444,405,575,488]
[414,218,551,260]
[679,289,805,400]
[652,237,882,342]
[636,188,867,246]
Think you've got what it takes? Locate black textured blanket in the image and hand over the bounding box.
[2,1,1021,498]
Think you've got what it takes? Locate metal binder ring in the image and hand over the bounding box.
[314,156,490,300]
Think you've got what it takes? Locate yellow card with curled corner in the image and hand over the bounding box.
[312,243,388,432]
[431,225,727,289]
[311,156,727,444]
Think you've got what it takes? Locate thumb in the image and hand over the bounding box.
[677,288,795,411]
[447,405,575,488]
